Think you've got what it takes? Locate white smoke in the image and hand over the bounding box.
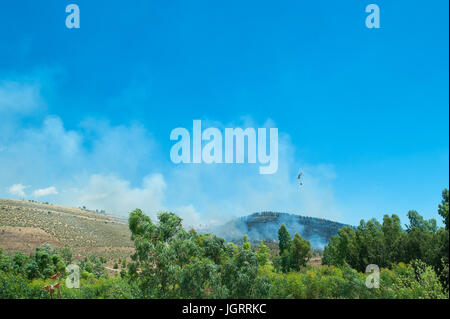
[0,72,343,230]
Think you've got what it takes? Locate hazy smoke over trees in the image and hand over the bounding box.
[206,212,347,249]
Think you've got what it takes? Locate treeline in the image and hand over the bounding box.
[240,212,348,242]
[323,189,449,291]
[272,224,312,273]
[126,210,270,298]
[0,189,448,299]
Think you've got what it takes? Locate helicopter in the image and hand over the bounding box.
[297,172,303,187]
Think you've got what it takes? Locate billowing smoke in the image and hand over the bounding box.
[1,72,345,234]
[307,234,328,250]
[206,212,344,250]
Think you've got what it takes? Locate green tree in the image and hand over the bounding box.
[25,261,40,279]
[323,190,449,278]
[256,241,269,266]
[289,233,312,271]
[158,212,183,242]
[59,246,73,264]
[12,253,28,272]
[437,189,449,291]
[438,189,449,230]
[127,209,270,298]
[381,214,404,267]
[278,224,291,254]
[323,225,357,268]
[222,246,265,298]
[406,210,437,233]
[242,235,251,251]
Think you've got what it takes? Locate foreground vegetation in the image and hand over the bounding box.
[1,190,448,299]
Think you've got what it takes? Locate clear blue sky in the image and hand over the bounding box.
[0,1,448,227]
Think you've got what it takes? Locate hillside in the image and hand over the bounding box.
[0,199,133,262]
[0,200,348,259]
[209,212,350,249]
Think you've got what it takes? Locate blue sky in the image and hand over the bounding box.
[0,0,448,227]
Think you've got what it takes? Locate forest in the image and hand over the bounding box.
[0,189,448,299]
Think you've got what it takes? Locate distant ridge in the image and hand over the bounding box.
[209,211,350,249]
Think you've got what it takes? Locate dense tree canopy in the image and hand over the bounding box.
[127,209,269,298]
[0,189,448,299]
[323,189,449,292]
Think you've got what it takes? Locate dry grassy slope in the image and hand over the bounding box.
[0,199,133,261]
